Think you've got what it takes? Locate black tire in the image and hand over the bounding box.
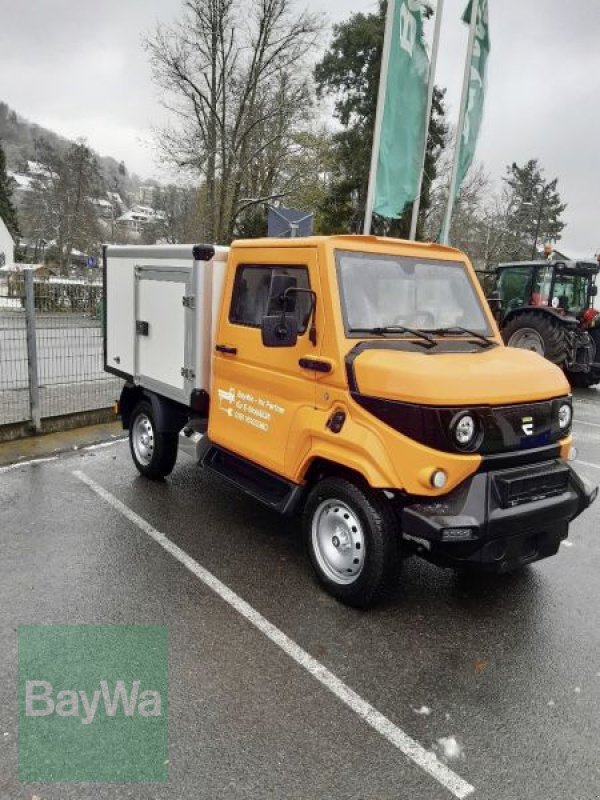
[502,312,568,365]
[302,476,399,608]
[129,400,178,480]
[569,370,600,389]
[569,328,600,388]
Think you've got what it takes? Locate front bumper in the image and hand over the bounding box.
[401,460,598,572]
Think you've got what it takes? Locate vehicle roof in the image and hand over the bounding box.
[231,234,464,259]
[497,260,599,273]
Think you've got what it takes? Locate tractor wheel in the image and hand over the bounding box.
[569,370,600,389]
[502,312,568,365]
[569,328,600,388]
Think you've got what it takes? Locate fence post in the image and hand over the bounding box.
[24,269,41,433]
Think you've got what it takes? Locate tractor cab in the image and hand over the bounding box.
[495,260,598,323]
[492,259,600,388]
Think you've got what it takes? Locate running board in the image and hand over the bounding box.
[201,443,304,515]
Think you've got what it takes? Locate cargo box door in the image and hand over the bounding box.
[135,266,194,404]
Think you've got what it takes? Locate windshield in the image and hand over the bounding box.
[335,250,491,336]
[551,272,590,314]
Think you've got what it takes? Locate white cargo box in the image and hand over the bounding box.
[104,244,229,406]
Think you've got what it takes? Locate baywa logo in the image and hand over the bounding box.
[19,625,168,783]
[25,679,162,725]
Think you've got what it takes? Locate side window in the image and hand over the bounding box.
[498,267,533,311]
[532,267,552,306]
[229,265,311,333]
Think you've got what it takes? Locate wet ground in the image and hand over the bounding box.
[0,390,599,800]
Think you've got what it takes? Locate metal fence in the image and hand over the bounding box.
[0,270,122,431]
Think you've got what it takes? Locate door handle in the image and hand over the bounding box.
[215,344,238,355]
[298,358,333,374]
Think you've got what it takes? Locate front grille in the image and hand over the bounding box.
[494,462,570,508]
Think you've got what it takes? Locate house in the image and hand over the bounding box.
[0,216,14,270]
[116,205,166,237]
[91,197,115,220]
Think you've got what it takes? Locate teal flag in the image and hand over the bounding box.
[455,0,491,196]
[373,0,430,219]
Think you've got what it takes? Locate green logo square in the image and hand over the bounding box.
[18,625,168,783]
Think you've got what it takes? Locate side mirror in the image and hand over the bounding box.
[261,314,298,348]
[590,285,598,298]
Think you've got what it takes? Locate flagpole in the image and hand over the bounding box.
[409,0,445,241]
[440,0,479,245]
[363,0,396,235]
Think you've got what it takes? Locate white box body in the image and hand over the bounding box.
[104,244,229,406]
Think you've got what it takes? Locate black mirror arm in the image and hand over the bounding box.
[283,287,318,346]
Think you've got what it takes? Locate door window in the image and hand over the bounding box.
[497,267,534,311]
[229,265,312,333]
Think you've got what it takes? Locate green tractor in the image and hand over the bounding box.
[491,259,600,388]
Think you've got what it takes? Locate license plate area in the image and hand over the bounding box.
[494,462,570,508]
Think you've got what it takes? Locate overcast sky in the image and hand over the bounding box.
[1,0,599,257]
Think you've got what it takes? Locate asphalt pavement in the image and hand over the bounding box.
[1,390,600,800]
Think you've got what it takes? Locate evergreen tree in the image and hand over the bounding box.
[502,159,567,260]
[0,140,19,238]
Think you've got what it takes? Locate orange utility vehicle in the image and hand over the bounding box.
[104,236,597,607]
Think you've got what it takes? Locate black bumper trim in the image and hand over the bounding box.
[401,461,597,572]
[479,444,562,471]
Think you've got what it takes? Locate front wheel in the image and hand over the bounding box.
[129,400,178,480]
[569,328,600,388]
[569,369,600,389]
[302,477,399,608]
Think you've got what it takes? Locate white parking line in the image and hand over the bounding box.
[73,469,474,799]
[577,459,600,471]
[83,438,127,451]
[0,456,59,474]
[574,421,600,431]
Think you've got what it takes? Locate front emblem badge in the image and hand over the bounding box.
[521,416,534,436]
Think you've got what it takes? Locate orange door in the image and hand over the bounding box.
[209,247,322,477]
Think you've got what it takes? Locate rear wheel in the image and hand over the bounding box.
[502,312,568,365]
[129,400,178,480]
[303,477,399,608]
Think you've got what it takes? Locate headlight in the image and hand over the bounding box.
[558,402,572,431]
[453,413,477,448]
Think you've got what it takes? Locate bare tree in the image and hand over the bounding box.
[20,139,104,270]
[145,0,321,243]
[141,184,205,244]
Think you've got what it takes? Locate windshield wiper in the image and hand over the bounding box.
[424,326,494,348]
[349,326,437,349]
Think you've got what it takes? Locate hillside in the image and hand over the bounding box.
[0,101,152,197]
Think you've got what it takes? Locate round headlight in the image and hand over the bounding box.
[558,402,572,431]
[454,414,476,447]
